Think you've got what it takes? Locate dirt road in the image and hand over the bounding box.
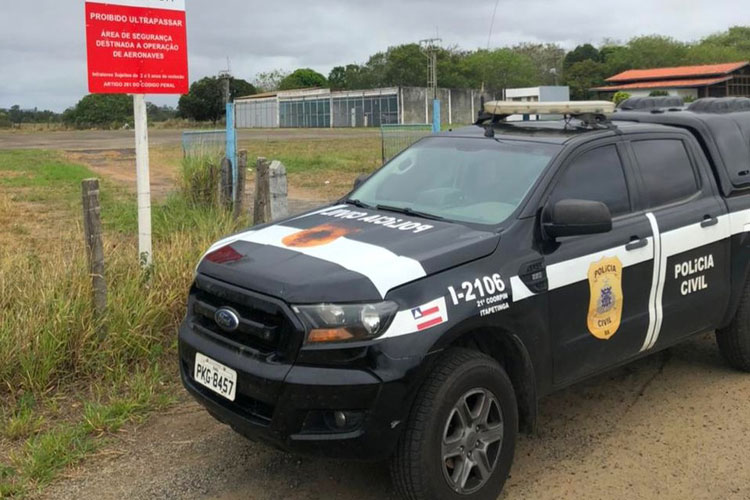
[0,128,380,151]
[41,333,750,500]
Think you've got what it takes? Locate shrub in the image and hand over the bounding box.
[612,91,632,107]
[649,90,670,97]
[179,151,222,207]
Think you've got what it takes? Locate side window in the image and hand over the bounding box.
[550,145,631,216]
[631,139,699,208]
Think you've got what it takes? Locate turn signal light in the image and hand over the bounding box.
[307,328,355,343]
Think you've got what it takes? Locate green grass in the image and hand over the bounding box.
[2,395,45,441]
[0,149,243,497]
[0,150,93,189]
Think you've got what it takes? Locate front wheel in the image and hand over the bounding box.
[391,348,518,500]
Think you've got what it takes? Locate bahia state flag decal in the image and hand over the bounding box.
[411,297,448,331]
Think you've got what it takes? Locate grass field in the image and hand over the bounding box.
[0,135,383,497]
[0,150,246,497]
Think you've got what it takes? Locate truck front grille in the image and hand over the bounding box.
[190,274,302,357]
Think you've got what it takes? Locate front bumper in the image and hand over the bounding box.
[179,319,421,461]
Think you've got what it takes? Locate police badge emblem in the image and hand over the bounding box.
[587,256,623,340]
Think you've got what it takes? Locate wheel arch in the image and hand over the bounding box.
[436,325,538,434]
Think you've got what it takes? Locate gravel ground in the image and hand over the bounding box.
[40,333,750,500]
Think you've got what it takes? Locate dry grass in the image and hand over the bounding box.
[0,150,244,497]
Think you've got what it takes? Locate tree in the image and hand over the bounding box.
[563,44,601,72]
[461,49,537,92]
[178,76,257,122]
[563,60,608,100]
[513,43,566,86]
[603,36,688,76]
[8,105,24,125]
[232,79,257,99]
[278,69,328,90]
[0,110,11,128]
[146,103,178,122]
[700,26,750,55]
[62,94,133,128]
[253,69,290,92]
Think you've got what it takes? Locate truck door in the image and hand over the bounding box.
[625,136,731,352]
[544,141,656,386]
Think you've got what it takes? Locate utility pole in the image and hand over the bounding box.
[420,38,442,132]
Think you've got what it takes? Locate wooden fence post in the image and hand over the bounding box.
[218,157,232,209]
[233,150,247,220]
[253,157,271,224]
[81,179,107,339]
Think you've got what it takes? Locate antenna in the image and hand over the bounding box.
[481,0,501,111]
[487,0,500,49]
[419,38,442,100]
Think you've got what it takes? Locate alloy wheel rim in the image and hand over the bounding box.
[441,387,504,495]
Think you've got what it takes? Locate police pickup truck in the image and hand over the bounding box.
[179,97,750,500]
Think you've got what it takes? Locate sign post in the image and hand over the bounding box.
[84,0,188,268]
[134,94,152,266]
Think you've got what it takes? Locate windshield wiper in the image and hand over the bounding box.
[376,204,448,222]
[344,198,374,209]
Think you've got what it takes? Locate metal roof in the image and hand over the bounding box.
[606,61,749,83]
[592,76,733,92]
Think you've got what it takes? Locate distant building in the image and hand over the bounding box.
[235,85,571,129]
[593,62,750,99]
[504,86,570,121]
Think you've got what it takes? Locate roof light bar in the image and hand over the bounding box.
[483,100,616,117]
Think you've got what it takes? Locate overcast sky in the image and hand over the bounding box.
[2,0,750,112]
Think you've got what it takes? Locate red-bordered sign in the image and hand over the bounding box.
[85,0,188,94]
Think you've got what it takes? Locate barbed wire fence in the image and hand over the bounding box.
[380,124,432,163]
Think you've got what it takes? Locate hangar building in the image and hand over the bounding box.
[234,86,570,129]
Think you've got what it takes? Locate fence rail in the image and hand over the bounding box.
[182,130,232,157]
[380,124,432,163]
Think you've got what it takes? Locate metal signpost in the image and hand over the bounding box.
[84,0,189,267]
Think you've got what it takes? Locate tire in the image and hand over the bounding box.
[716,278,750,371]
[391,348,518,500]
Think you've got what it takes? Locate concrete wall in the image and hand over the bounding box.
[400,87,498,126]
[539,86,571,102]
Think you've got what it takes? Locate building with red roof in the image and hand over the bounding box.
[593,62,750,99]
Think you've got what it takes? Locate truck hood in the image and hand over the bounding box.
[196,204,500,303]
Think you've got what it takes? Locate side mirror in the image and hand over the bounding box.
[543,199,612,239]
[353,173,370,190]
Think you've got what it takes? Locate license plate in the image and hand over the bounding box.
[194,352,237,401]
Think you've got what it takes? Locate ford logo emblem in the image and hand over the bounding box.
[214,307,240,332]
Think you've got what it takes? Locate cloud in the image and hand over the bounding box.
[1,0,748,111]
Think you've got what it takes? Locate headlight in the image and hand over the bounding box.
[293,301,398,344]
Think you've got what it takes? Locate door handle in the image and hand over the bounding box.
[701,215,719,228]
[625,237,648,251]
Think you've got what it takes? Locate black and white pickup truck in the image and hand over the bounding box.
[179,97,750,500]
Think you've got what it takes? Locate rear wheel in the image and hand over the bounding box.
[391,348,518,500]
[716,279,750,371]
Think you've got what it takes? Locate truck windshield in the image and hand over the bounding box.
[351,137,560,225]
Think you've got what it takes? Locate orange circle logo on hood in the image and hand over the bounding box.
[282,224,359,248]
